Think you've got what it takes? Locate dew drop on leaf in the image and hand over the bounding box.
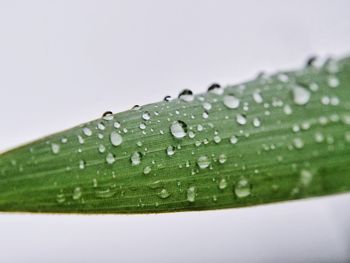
[51,143,60,154]
[178,89,194,102]
[106,153,116,164]
[130,151,142,166]
[223,94,240,109]
[234,178,251,198]
[292,85,311,105]
[72,187,82,200]
[170,120,187,139]
[187,186,196,202]
[197,156,210,169]
[110,131,123,146]
[158,189,171,199]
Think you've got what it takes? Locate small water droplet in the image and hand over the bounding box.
[131,151,142,166]
[72,187,82,200]
[218,178,227,190]
[106,153,116,164]
[214,135,221,144]
[110,131,123,146]
[83,127,92,136]
[51,143,60,154]
[252,91,263,104]
[234,178,251,198]
[98,144,106,153]
[56,192,65,204]
[292,85,311,105]
[113,121,121,129]
[164,95,172,102]
[223,94,240,109]
[170,120,187,139]
[300,169,313,187]
[143,166,152,175]
[197,156,210,169]
[142,111,151,121]
[253,117,261,127]
[187,186,196,202]
[218,154,227,164]
[79,160,86,169]
[327,76,339,88]
[293,138,304,149]
[166,146,175,156]
[230,135,238,144]
[203,102,212,111]
[236,114,247,125]
[178,89,194,102]
[158,189,171,199]
[207,83,223,95]
[102,111,113,121]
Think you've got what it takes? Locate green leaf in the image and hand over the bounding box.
[1,56,350,214]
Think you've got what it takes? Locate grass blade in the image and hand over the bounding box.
[1,56,350,213]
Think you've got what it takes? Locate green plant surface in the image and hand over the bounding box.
[0,57,350,214]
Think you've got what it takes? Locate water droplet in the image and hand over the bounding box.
[79,160,86,170]
[218,154,227,164]
[293,138,304,149]
[170,120,187,139]
[187,186,196,202]
[218,178,227,190]
[56,193,65,204]
[166,146,175,156]
[83,127,92,136]
[305,56,317,67]
[214,135,221,144]
[230,135,238,144]
[143,166,152,175]
[164,95,172,102]
[51,143,60,154]
[344,131,350,142]
[106,153,116,164]
[234,178,251,198]
[292,85,311,105]
[98,144,106,153]
[236,114,247,125]
[223,94,240,109]
[300,169,313,187]
[131,151,142,166]
[253,117,261,127]
[197,156,210,169]
[61,137,68,144]
[158,189,171,199]
[203,102,212,111]
[102,111,113,121]
[207,83,223,95]
[202,111,209,119]
[114,121,121,129]
[178,89,194,102]
[77,135,85,144]
[72,187,82,200]
[97,122,105,130]
[252,91,263,104]
[314,132,324,143]
[327,76,339,88]
[139,123,146,130]
[142,111,151,121]
[110,131,123,146]
[283,104,293,115]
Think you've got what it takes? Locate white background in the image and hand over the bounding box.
[0,0,350,262]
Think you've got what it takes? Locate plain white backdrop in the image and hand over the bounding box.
[0,0,350,262]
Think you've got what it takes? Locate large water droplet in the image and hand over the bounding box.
[110,131,123,146]
[223,95,240,109]
[170,120,187,139]
[234,178,251,198]
[292,85,311,105]
[197,156,210,169]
